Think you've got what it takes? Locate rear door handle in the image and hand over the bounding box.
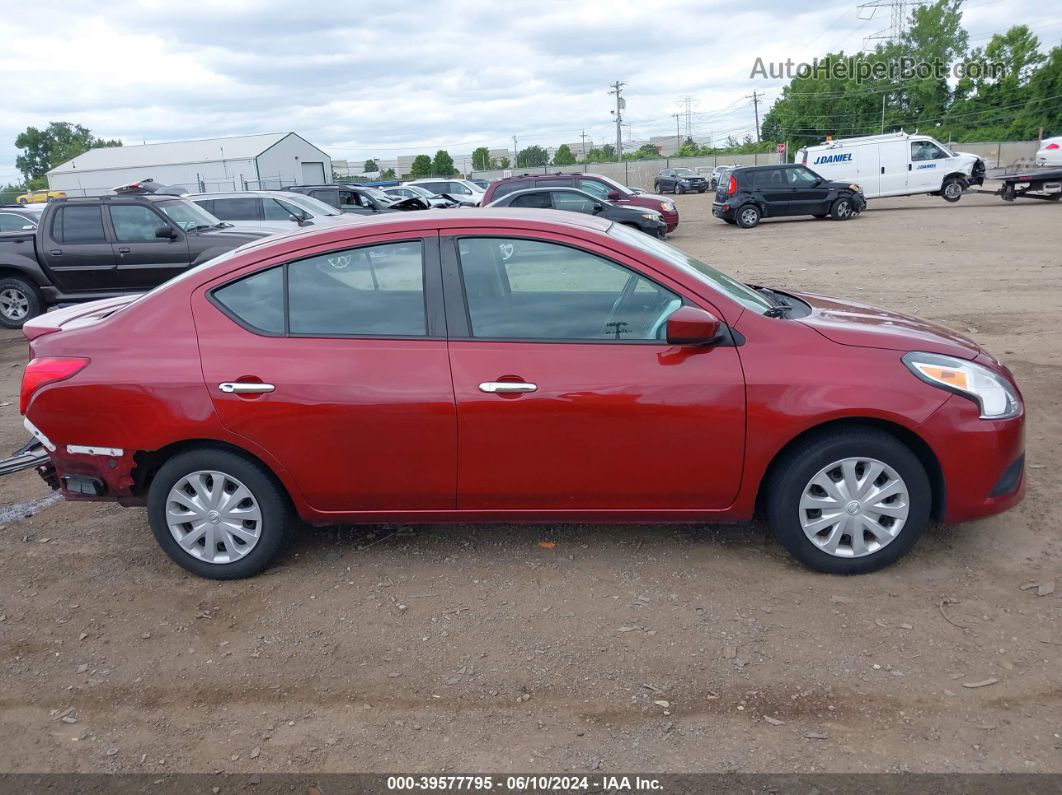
[117,246,130,254]
[219,382,275,394]
[49,249,62,255]
[880,167,885,174]
[479,382,537,394]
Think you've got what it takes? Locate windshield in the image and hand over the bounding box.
[279,192,343,217]
[593,173,635,195]
[608,223,774,315]
[157,199,223,230]
[674,168,697,176]
[361,187,396,204]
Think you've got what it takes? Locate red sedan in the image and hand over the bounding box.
[18,210,1024,579]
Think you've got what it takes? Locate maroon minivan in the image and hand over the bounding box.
[482,173,679,232]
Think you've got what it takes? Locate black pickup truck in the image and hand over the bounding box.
[0,195,266,327]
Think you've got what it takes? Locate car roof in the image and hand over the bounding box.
[497,187,597,200]
[233,208,613,255]
[731,164,798,172]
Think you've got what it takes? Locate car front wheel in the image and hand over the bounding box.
[941,177,964,202]
[765,429,930,574]
[147,448,294,579]
[830,197,854,220]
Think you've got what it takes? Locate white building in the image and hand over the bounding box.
[47,132,332,195]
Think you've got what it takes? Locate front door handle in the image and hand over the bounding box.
[117,246,130,254]
[479,381,537,394]
[219,382,275,394]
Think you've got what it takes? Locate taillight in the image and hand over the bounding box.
[20,357,89,414]
[1046,143,1060,150]
[727,176,737,196]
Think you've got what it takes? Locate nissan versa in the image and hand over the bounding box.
[18,210,1024,579]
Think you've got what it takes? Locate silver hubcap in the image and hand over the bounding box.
[944,182,960,198]
[0,288,29,320]
[798,457,909,558]
[836,201,851,218]
[740,208,758,225]
[165,470,262,564]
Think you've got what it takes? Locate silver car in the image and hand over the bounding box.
[186,191,355,234]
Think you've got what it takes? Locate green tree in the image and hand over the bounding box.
[552,144,577,166]
[432,150,456,176]
[516,145,549,167]
[496,156,510,169]
[472,147,492,170]
[363,159,378,172]
[410,154,432,178]
[15,121,122,181]
[380,167,396,179]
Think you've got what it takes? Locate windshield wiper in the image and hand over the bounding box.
[754,286,794,318]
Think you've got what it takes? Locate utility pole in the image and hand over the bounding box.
[671,113,682,154]
[858,0,927,48]
[512,135,518,167]
[746,90,762,142]
[608,81,626,160]
[881,91,887,134]
[579,129,588,159]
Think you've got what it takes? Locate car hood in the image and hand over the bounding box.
[625,192,673,209]
[792,290,981,360]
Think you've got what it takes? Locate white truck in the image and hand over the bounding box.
[795,131,985,203]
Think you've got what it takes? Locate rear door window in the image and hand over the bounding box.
[53,205,107,243]
[210,198,262,221]
[509,192,552,209]
[576,178,611,199]
[492,180,530,198]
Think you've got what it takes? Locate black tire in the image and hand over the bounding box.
[697,188,707,193]
[764,428,931,575]
[147,448,294,579]
[0,275,44,329]
[941,177,963,203]
[653,182,661,194]
[830,197,855,220]
[675,183,685,195]
[735,204,761,228]
[17,198,27,205]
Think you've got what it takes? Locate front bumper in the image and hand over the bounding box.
[917,394,1025,523]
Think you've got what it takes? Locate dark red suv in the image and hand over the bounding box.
[482,173,679,232]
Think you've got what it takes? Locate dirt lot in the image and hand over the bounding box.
[0,189,1059,775]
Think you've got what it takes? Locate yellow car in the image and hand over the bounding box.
[16,189,66,205]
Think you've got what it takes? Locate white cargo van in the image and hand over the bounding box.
[796,131,985,202]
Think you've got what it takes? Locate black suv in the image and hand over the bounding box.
[712,164,866,228]
[654,168,708,194]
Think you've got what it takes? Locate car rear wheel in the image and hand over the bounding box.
[0,276,43,329]
[147,448,294,579]
[830,197,854,220]
[765,429,930,574]
[736,204,761,228]
[941,178,964,202]
[17,198,27,205]
[653,182,661,193]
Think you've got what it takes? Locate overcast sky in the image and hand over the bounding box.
[1,0,1058,181]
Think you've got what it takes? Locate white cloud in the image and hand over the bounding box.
[0,0,1056,182]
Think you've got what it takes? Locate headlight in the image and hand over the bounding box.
[902,352,1022,419]
[641,213,659,221]
[849,184,861,193]
[661,202,675,212]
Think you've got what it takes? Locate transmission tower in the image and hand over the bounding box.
[857,0,928,48]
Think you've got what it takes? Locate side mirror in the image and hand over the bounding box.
[607,190,621,201]
[155,226,176,239]
[592,204,604,214]
[666,306,721,345]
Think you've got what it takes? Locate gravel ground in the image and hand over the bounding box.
[0,188,1059,774]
